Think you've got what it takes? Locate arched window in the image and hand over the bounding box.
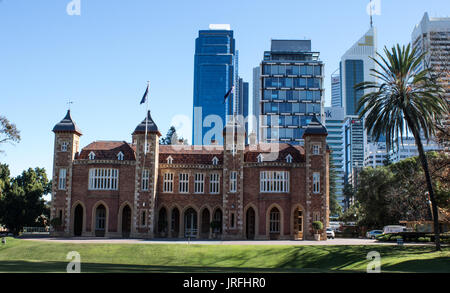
[212,156,219,165]
[88,151,95,160]
[167,156,173,164]
[269,207,280,233]
[117,151,124,161]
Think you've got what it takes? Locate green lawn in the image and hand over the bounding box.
[0,238,448,273]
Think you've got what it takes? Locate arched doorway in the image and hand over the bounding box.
[122,205,131,238]
[246,207,256,240]
[200,208,210,238]
[95,204,106,237]
[184,208,198,238]
[171,207,180,238]
[293,208,303,240]
[269,207,281,240]
[73,204,83,236]
[212,209,223,236]
[158,207,168,237]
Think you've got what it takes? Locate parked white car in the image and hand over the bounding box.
[326,227,335,239]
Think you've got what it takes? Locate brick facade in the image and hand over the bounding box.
[51,111,330,240]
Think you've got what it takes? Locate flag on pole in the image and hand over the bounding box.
[223,86,234,103]
[140,84,149,104]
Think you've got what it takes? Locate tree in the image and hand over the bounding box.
[160,126,187,145]
[0,116,21,152]
[342,183,355,211]
[356,44,449,250]
[328,159,342,217]
[0,167,51,235]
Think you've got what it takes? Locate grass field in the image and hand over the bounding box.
[0,238,448,273]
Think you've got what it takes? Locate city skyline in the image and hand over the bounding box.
[1,0,449,178]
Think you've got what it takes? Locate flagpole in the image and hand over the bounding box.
[144,81,149,156]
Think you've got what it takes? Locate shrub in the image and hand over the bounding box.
[312,221,323,233]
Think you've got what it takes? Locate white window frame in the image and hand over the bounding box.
[88,168,119,190]
[58,168,67,190]
[117,151,124,161]
[194,173,204,194]
[229,171,237,193]
[61,141,68,152]
[209,173,220,194]
[88,151,95,160]
[313,172,320,194]
[167,156,173,164]
[163,172,174,193]
[285,154,293,163]
[313,144,320,155]
[270,209,280,233]
[260,171,290,193]
[257,154,264,163]
[141,169,149,191]
[212,156,219,165]
[179,173,189,193]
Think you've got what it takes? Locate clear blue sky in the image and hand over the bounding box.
[0,0,448,178]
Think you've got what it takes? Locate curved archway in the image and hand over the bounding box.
[91,201,109,237]
[170,206,180,238]
[73,204,83,236]
[158,207,168,237]
[244,204,259,240]
[200,207,211,238]
[121,205,132,238]
[184,207,198,238]
[212,208,223,235]
[291,204,305,240]
[266,204,284,240]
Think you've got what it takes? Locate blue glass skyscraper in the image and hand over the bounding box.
[192,25,235,145]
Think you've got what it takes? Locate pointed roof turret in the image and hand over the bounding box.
[133,110,160,135]
[302,115,327,137]
[52,110,82,136]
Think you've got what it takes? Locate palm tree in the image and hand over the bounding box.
[356,44,449,251]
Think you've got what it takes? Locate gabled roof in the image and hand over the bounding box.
[52,110,82,135]
[303,115,327,137]
[77,141,136,160]
[133,110,160,135]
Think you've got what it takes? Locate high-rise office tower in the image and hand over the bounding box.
[252,66,261,141]
[324,107,345,210]
[344,117,364,189]
[192,24,235,145]
[340,27,377,117]
[259,40,324,144]
[237,77,249,144]
[412,13,450,151]
[331,70,341,107]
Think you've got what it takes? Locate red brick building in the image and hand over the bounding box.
[51,110,330,240]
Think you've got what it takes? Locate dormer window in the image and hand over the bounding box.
[166,156,173,164]
[212,156,219,165]
[88,151,95,160]
[61,141,69,152]
[117,151,124,161]
[286,154,293,163]
[257,154,264,163]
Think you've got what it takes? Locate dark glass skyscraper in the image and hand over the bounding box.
[192,25,235,145]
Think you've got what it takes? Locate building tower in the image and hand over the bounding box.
[259,39,324,145]
[302,115,329,240]
[192,24,235,146]
[222,120,246,239]
[131,110,161,238]
[51,110,82,236]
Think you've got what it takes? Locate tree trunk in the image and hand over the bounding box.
[411,129,441,251]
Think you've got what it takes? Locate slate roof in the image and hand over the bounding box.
[303,115,327,137]
[133,110,160,135]
[77,141,136,160]
[52,110,82,135]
